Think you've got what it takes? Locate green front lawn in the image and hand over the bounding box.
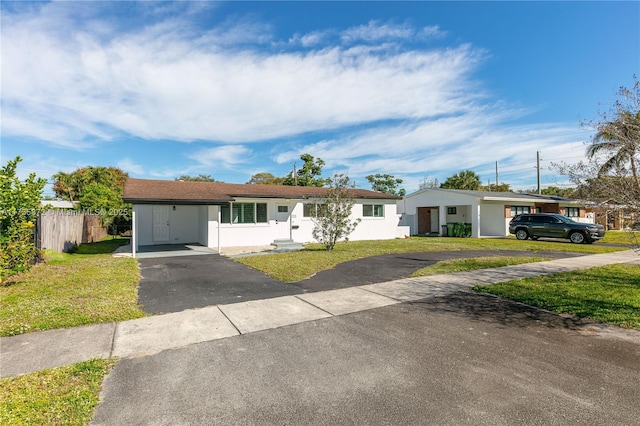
[0,238,146,337]
[474,264,640,329]
[237,236,625,282]
[0,359,114,425]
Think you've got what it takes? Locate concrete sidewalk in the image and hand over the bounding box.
[2,250,639,378]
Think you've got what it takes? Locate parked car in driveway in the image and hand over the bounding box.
[509,213,605,244]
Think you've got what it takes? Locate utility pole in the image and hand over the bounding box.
[293,163,297,186]
[536,151,541,194]
[495,161,499,189]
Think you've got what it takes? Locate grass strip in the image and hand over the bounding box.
[237,236,624,282]
[410,256,550,277]
[473,264,640,329]
[0,358,115,426]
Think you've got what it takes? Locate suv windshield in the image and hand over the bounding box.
[556,215,576,224]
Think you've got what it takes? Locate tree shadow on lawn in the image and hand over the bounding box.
[408,290,593,331]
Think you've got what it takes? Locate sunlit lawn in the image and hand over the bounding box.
[237,236,625,282]
[474,264,640,329]
[0,359,114,426]
[0,238,146,337]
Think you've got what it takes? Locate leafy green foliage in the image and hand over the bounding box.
[283,153,326,187]
[440,170,481,190]
[53,166,129,227]
[0,358,115,425]
[175,174,216,182]
[0,157,47,279]
[311,174,361,250]
[366,173,406,196]
[246,172,285,185]
[481,183,512,192]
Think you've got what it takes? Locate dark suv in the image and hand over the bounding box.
[509,213,605,244]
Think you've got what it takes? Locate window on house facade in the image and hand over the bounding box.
[303,203,327,217]
[510,206,530,217]
[277,206,288,213]
[363,204,384,217]
[566,207,580,217]
[447,207,457,215]
[220,203,268,224]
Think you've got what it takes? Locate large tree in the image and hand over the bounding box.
[440,170,481,190]
[283,153,326,187]
[246,172,284,185]
[175,174,216,182]
[366,174,406,196]
[53,166,129,227]
[481,183,512,192]
[311,174,361,251]
[553,77,640,219]
[585,77,640,192]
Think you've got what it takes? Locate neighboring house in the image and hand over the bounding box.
[398,188,591,238]
[123,178,405,256]
[582,198,638,231]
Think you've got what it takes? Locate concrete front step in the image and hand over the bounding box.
[272,239,303,251]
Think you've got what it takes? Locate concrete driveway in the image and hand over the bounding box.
[138,250,583,313]
[92,291,640,425]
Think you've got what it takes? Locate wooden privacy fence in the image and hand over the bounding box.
[37,211,109,252]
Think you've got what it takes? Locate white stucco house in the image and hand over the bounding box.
[398,188,591,238]
[123,178,406,256]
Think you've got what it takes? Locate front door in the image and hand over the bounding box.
[418,207,431,234]
[275,205,291,240]
[153,205,170,243]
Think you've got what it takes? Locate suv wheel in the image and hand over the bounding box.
[569,231,586,244]
[515,229,529,240]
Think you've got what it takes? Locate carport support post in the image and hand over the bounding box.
[472,202,481,238]
[217,207,221,253]
[131,206,137,258]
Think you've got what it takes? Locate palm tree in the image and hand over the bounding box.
[586,109,640,190]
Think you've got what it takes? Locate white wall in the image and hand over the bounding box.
[134,204,201,246]
[480,203,508,236]
[137,198,401,249]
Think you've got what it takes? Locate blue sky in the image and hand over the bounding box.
[2,1,638,196]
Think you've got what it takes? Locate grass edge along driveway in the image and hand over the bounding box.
[237,236,627,283]
[0,239,146,337]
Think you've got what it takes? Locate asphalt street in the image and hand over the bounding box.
[92,291,640,425]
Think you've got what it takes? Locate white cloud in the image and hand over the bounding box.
[188,145,252,168]
[276,112,588,191]
[117,158,144,175]
[1,5,483,148]
[420,25,447,39]
[340,20,414,43]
